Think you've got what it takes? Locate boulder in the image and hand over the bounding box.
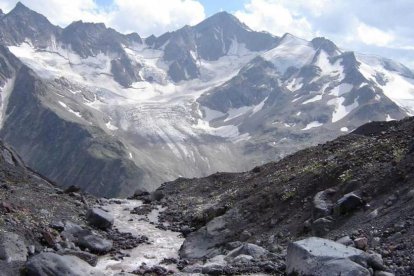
[286,237,370,276]
[311,217,333,236]
[24,252,97,275]
[77,234,113,254]
[225,243,270,261]
[0,232,27,262]
[58,249,98,266]
[354,237,368,250]
[86,208,114,230]
[336,236,354,247]
[313,189,334,219]
[334,193,364,215]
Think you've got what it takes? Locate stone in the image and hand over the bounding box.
[0,232,27,262]
[77,234,113,254]
[311,217,333,237]
[312,189,334,219]
[59,249,98,266]
[86,208,114,230]
[354,237,368,250]
[286,237,370,276]
[24,252,97,275]
[225,243,269,261]
[366,252,386,271]
[334,193,364,215]
[64,185,81,193]
[336,236,354,247]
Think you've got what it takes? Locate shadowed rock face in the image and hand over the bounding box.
[0,65,145,197]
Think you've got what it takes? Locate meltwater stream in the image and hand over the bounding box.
[95,199,184,275]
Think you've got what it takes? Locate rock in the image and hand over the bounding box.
[336,236,354,247]
[366,252,386,270]
[313,189,334,219]
[42,230,58,247]
[64,185,81,193]
[311,217,333,237]
[59,249,98,266]
[49,220,65,231]
[354,237,368,250]
[407,189,414,200]
[77,234,113,254]
[225,243,269,260]
[24,252,97,275]
[150,190,164,201]
[86,208,114,230]
[374,271,395,276]
[132,188,149,197]
[239,230,252,241]
[286,237,370,276]
[201,263,225,275]
[334,193,364,215]
[0,232,27,262]
[61,222,91,242]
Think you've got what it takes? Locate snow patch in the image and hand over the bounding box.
[328,97,359,123]
[302,121,323,130]
[302,94,323,104]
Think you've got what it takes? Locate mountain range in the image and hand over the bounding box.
[0,2,413,197]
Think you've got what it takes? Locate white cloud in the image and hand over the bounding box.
[108,0,205,36]
[0,0,205,36]
[234,0,313,39]
[357,23,394,47]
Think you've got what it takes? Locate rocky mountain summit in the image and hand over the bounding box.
[0,2,413,196]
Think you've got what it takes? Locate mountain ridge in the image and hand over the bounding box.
[0,2,413,197]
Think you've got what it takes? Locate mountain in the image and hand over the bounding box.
[154,117,414,275]
[0,2,413,197]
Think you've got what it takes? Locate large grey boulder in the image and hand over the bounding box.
[0,232,27,262]
[86,208,114,230]
[286,237,370,276]
[77,234,113,254]
[24,252,98,275]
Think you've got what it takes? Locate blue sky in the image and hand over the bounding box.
[0,0,413,68]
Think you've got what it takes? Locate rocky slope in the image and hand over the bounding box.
[152,116,414,275]
[1,116,413,275]
[1,2,414,197]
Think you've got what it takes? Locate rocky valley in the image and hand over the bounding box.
[0,1,413,276]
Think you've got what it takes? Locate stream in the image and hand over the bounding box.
[95,199,184,275]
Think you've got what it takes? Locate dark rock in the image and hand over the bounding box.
[151,190,165,201]
[334,193,364,215]
[64,185,81,193]
[312,217,333,236]
[86,208,114,230]
[77,234,113,254]
[49,220,65,231]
